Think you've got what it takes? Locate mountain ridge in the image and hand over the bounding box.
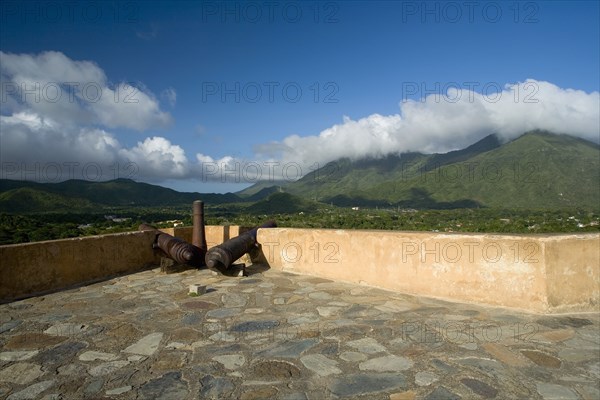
[1,131,598,212]
[280,130,599,209]
[0,178,243,211]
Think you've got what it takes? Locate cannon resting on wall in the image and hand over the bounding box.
[205,220,277,274]
[139,200,207,267]
[139,223,205,267]
[141,200,275,274]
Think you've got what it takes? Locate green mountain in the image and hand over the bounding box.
[284,152,428,202]
[284,131,600,210]
[236,180,287,198]
[0,187,98,213]
[246,192,321,214]
[420,133,501,172]
[1,131,597,213]
[0,178,241,212]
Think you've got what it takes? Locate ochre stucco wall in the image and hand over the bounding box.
[160,226,243,248]
[256,228,600,313]
[0,231,158,302]
[543,235,600,313]
[2,227,598,312]
[0,225,241,302]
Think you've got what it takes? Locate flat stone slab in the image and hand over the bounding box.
[0,320,21,334]
[329,373,407,396]
[139,371,188,400]
[88,360,130,377]
[221,293,248,308]
[0,363,44,385]
[0,351,38,361]
[122,332,163,356]
[106,385,132,395]
[300,354,342,376]
[346,337,387,354]
[536,382,580,400]
[206,308,242,319]
[44,323,88,336]
[250,360,302,380]
[0,267,597,399]
[316,306,342,317]
[36,341,86,365]
[415,371,439,386]
[425,386,461,400]
[461,377,498,398]
[359,355,414,372]
[213,354,245,370]
[230,320,280,333]
[256,339,318,358]
[6,379,54,400]
[199,375,234,399]
[340,351,367,362]
[78,351,118,361]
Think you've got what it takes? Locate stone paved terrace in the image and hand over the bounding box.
[0,266,599,400]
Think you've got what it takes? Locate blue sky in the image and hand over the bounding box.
[1,1,599,193]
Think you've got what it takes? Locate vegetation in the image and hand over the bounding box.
[283,131,600,210]
[202,207,600,234]
[0,209,183,245]
[1,131,598,245]
[0,178,241,211]
[1,207,598,245]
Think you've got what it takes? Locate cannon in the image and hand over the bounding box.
[139,223,204,267]
[205,220,276,273]
[192,200,207,254]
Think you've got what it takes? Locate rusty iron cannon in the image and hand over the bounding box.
[139,223,205,266]
[192,200,207,255]
[205,220,276,273]
[140,200,207,267]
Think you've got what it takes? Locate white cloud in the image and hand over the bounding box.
[1,52,598,188]
[256,80,600,169]
[120,137,188,178]
[0,51,180,182]
[92,83,172,131]
[195,153,235,165]
[0,51,172,131]
[194,153,248,182]
[161,87,177,108]
[0,111,188,182]
[0,111,120,174]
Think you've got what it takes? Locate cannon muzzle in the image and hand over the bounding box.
[140,223,204,267]
[205,220,276,273]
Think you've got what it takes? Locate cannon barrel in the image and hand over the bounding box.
[192,200,207,253]
[139,223,204,266]
[205,220,276,272]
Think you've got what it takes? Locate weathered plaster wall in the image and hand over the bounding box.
[2,226,598,313]
[256,228,600,313]
[0,226,240,302]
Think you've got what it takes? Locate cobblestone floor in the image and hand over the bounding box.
[1,265,599,400]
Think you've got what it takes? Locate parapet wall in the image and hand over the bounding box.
[2,227,599,313]
[256,228,600,313]
[0,226,241,302]
[159,225,244,248]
